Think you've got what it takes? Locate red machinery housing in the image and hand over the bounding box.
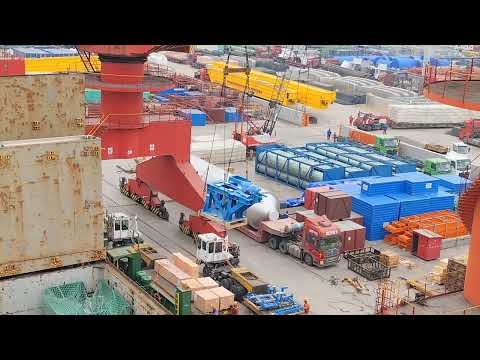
[411,229,442,261]
[237,214,342,267]
[80,45,204,211]
[178,213,227,240]
[350,111,390,131]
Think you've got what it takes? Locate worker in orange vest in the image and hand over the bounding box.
[304,299,310,314]
[230,302,240,315]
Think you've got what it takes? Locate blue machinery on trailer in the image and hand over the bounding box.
[244,286,303,315]
[203,176,264,221]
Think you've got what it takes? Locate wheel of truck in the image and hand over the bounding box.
[230,257,240,267]
[220,278,233,291]
[279,240,289,254]
[231,283,247,302]
[268,237,279,250]
[202,264,212,277]
[303,253,314,267]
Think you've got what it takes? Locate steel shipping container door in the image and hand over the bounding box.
[0,135,104,278]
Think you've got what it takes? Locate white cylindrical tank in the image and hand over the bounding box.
[246,192,280,229]
[147,52,168,67]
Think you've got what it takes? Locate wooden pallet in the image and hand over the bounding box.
[200,212,248,229]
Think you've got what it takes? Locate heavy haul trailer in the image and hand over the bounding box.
[106,245,193,315]
[195,233,302,314]
[119,177,170,221]
[350,111,389,131]
[237,215,342,268]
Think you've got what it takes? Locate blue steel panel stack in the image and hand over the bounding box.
[387,193,431,217]
[13,47,50,58]
[157,88,186,96]
[432,175,472,193]
[395,172,439,195]
[331,183,362,195]
[178,109,207,126]
[224,107,241,122]
[153,95,170,103]
[428,191,455,212]
[360,177,405,196]
[351,193,400,240]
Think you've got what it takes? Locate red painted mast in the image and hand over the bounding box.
[81,45,204,211]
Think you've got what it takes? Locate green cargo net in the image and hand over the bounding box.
[43,280,131,315]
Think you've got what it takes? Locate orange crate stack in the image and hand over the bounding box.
[383,210,468,250]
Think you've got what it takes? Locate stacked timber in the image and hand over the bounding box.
[445,256,468,292]
[388,104,480,129]
[379,251,399,268]
[191,135,246,165]
[430,258,449,285]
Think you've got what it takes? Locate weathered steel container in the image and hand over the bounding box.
[334,220,366,253]
[0,135,104,278]
[315,190,352,221]
[0,73,85,141]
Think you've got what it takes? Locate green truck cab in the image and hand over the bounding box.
[375,135,399,155]
[423,158,452,176]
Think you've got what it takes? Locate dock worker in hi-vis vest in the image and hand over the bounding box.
[304,299,310,314]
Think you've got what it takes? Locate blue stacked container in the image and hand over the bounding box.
[224,107,241,122]
[429,191,455,212]
[360,177,405,196]
[432,175,472,193]
[178,109,207,126]
[387,193,431,217]
[395,172,439,195]
[351,193,400,240]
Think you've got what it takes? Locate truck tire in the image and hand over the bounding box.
[231,283,247,302]
[202,264,212,277]
[268,237,279,250]
[279,240,289,254]
[304,253,314,267]
[230,257,240,267]
[221,278,233,291]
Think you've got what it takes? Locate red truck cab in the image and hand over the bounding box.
[300,216,342,267]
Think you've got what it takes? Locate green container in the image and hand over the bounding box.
[85,89,150,104]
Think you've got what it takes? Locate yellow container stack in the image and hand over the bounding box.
[206,61,336,109]
[25,56,101,74]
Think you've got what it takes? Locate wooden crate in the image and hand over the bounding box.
[154,259,191,287]
[210,286,235,310]
[172,252,199,278]
[379,251,399,268]
[194,289,220,314]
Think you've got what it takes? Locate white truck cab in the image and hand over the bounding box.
[446,142,471,175]
[105,212,141,246]
[196,233,233,265]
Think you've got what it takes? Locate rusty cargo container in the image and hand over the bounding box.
[304,186,331,210]
[0,135,104,278]
[0,73,85,141]
[314,190,352,221]
[346,211,363,226]
[334,220,366,253]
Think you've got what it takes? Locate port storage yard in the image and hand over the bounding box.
[1,45,480,316]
